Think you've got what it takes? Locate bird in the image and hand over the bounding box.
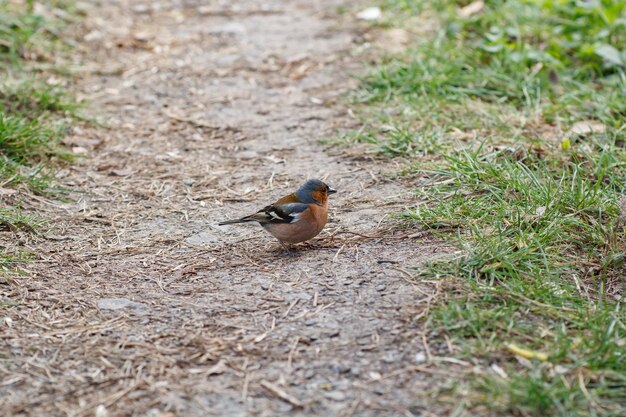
[218,179,336,244]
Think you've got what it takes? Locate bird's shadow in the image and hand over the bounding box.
[270,241,337,257]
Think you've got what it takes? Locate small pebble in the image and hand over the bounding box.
[235,150,258,160]
[185,232,218,245]
[382,353,396,363]
[331,363,348,374]
[369,371,382,380]
[97,298,149,314]
[324,391,346,401]
[95,405,108,417]
[284,292,312,302]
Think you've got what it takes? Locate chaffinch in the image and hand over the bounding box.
[219,179,336,244]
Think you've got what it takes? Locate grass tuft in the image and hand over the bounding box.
[349,0,626,415]
[0,1,78,273]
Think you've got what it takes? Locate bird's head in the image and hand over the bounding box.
[295,179,336,205]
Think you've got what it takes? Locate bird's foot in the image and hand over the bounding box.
[276,242,298,256]
[300,241,322,249]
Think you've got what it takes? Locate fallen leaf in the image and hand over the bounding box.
[0,188,17,196]
[490,363,508,378]
[206,360,228,376]
[569,121,605,136]
[110,168,133,177]
[375,28,411,54]
[356,7,381,21]
[554,365,569,374]
[459,0,484,18]
[506,343,548,361]
[72,146,89,155]
[449,128,474,141]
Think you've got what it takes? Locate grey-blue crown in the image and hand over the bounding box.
[295,179,328,203]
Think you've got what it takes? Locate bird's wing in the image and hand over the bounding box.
[246,202,310,224]
[274,192,300,205]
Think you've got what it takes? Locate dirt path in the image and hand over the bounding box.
[3,1,443,416]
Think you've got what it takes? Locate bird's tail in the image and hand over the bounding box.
[218,217,255,226]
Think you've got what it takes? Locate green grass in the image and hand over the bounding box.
[348,0,626,415]
[0,112,69,163]
[1,78,78,114]
[0,0,77,172]
[0,207,40,232]
[0,78,77,195]
[345,0,626,158]
[0,207,38,272]
[0,0,77,66]
[0,1,78,272]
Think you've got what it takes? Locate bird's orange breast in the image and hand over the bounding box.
[262,202,329,243]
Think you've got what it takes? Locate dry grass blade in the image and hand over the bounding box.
[260,380,304,408]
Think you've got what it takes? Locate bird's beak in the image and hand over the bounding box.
[328,187,337,195]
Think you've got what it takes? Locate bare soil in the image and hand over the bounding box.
[1,1,447,416]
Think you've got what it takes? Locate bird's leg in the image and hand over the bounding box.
[301,240,322,249]
[277,241,296,255]
[278,242,306,257]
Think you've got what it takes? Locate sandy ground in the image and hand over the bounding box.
[1,1,447,416]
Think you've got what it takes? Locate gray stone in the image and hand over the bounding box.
[185,232,218,245]
[235,150,258,160]
[206,23,246,36]
[324,391,347,401]
[284,292,312,303]
[97,298,149,314]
